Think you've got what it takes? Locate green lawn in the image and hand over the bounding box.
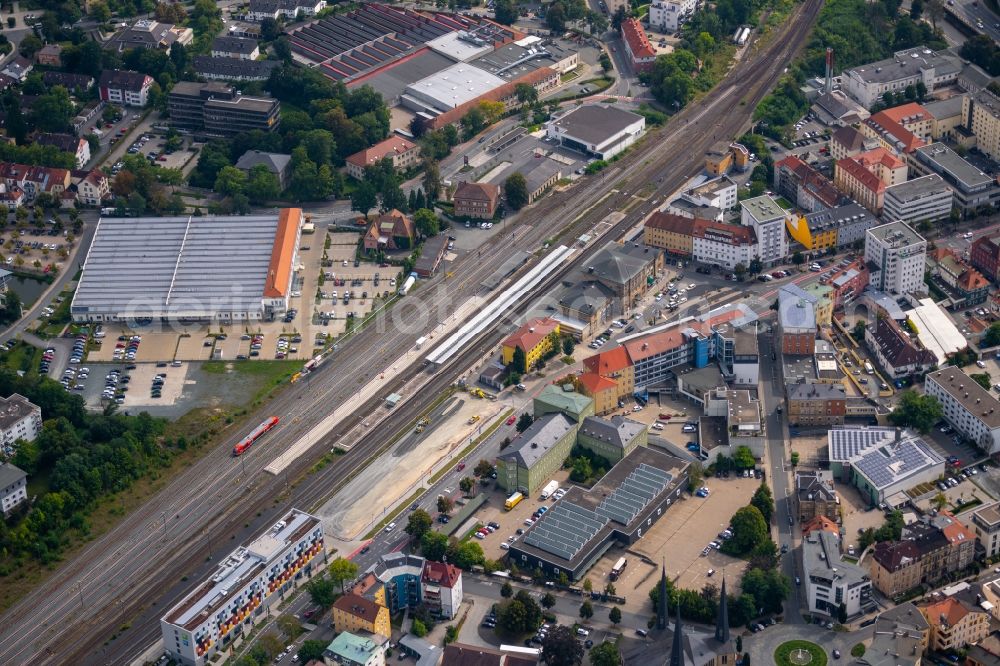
[774,640,828,666]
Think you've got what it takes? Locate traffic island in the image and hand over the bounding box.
[774,640,828,666]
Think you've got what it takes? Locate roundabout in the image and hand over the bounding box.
[774,640,828,666]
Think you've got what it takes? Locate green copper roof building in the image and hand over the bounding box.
[533,384,595,423]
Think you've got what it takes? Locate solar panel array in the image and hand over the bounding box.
[853,437,943,490]
[595,464,672,525]
[828,427,896,462]
[523,502,608,562]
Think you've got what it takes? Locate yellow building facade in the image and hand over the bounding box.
[785,215,837,252]
[501,317,560,368]
[332,594,391,639]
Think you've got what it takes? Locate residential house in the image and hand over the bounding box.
[104,19,193,54]
[345,136,420,181]
[98,69,154,108]
[861,110,927,155]
[323,631,387,666]
[1,56,31,82]
[331,594,391,639]
[247,0,327,21]
[71,169,110,207]
[581,346,635,412]
[361,210,415,253]
[796,470,839,523]
[785,203,875,252]
[501,317,560,369]
[865,315,936,380]
[619,17,656,73]
[421,561,463,619]
[35,44,62,67]
[825,258,869,308]
[36,134,90,169]
[936,254,990,306]
[0,462,27,515]
[43,71,94,91]
[453,181,499,219]
[235,150,292,189]
[925,368,1000,454]
[853,147,908,186]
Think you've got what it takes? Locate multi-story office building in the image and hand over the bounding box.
[882,174,953,226]
[0,393,42,458]
[785,203,875,251]
[971,503,1000,559]
[160,510,325,666]
[741,195,788,266]
[802,526,873,619]
[864,221,927,296]
[910,142,1000,214]
[168,81,280,135]
[691,218,757,270]
[926,369,1000,454]
[963,88,1000,162]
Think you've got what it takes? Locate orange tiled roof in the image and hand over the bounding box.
[623,327,686,363]
[620,18,655,58]
[855,147,906,171]
[881,102,930,125]
[584,346,632,375]
[644,212,699,234]
[837,157,885,195]
[578,372,617,395]
[937,509,975,545]
[345,136,417,168]
[922,597,975,628]
[264,208,300,298]
[502,317,559,353]
[865,112,926,153]
[802,515,839,536]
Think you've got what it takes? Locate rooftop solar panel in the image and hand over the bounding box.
[523,503,607,561]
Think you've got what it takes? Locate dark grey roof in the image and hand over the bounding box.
[98,69,150,90]
[211,36,259,55]
[0,462,25,488]
[43,71,94,89]
[0,394,37,430]
[497,413,576,469]
[802,529,869,588]
[796,470,837,502]
[579,415,646,449]
[548,105,644,147]
[36,133,81,153]
[235,150,291,174]
[787,383,846,401]
[869,316,936,369]
[557,281,613,316]
[192,56,278,80]
[587,241,650,286]
[884,173,951,203]
[804,202,875,234]
[846,46,962,85]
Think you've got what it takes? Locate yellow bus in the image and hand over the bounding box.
[505,492,524,510]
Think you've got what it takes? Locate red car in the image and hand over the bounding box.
[506,415,516,426]
[457,462,466,471]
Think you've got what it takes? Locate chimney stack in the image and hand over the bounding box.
[825,47,834,94]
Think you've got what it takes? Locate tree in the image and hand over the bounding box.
[599,52,612,72]
[741,567,789,615]
[504,172,529,211]
[450,541,485,569]
[541,625,584,666]
[837,602,848,624]
[328,557,359,593]
[579,600,594,619]
[474,459,494,477]
[459,476,475,494]
[516,413,534,433]
[792,251,805,265]
[751,483,774,524]
[405,509,433,539]
[32,87,74,133]
[546,2,567,31]
[888,391,942,434]
[734,446,755,470]
[19,34,42,59]
[734,263,747,280]
[501,581,514,597]
[214,166,247,197]
[562,337,575,356]
[247,165,282,204]
[589,642,622,666]
[790,451,800,466]
[687,462,704,493]
[541,592,557,609]
[295,639,327,663]
[437,495,454,514]
[723,505,769,556]
[494,0,518,25]
[931,491,947,510]
[736,635,742,653]
[985,322,1000,347]
[510,346,527,373]
[413,208,440,237]
[421,531,449,561]
[412,618,428,637]
[306,577,336,608]
[852,320,867,342]
[351,182,378,220]
[749,258,763,275]
[609,605,622,625]
[583,578,593,592]
[910,0,923,19]
[515,83,539,107]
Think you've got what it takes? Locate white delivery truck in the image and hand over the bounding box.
[540,480,559,500]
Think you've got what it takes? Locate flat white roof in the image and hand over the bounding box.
[426,32,493,61]
[908,298,966,364]
[406,63,506,110]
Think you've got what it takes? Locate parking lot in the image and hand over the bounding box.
[629,474,758,598]
[108,131,193,174]
[0,229,73,273]
[312,231,398,333]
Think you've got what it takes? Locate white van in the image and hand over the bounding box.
[384,522,396,533]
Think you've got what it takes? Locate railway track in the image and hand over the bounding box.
[0,2,824,662]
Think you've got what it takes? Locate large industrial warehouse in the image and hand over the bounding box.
[71,208,302,323]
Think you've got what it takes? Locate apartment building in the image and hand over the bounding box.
[796,470,839,523]
[963,88,1000,162]
[619,17,656,73]
[787,383,847,427]
[501,317,560,369]
[911,142,1000,214]
[919,595,990,651]
[35,133,90,169]
[666,175,737,221]
[867,603,929,666]
[861,113,926,156]
[773,155,843,213]
[935,254,990,306]
[880,102,935,142]
[582,347,635,411]
[741,195,788,266]
[842,46,963,109]
[497,413,580,495]
[865,315,936,380]
[421,561,463,619]
[323,632,387,666]
[247,0,326,20]
[691,218,757,270]
[778,284,816,355]
[864,221,927,296]
[924,95,966,140]
[854,147,909,185]
[785,203,876,251]
[648,0,697,31]
[971,503,1000,559]
[0,462,27,515]
[972,234,1000,281]
[98,69,153,107]
[643,212,696,256]
[453,181,500,219]
[344,136,420,181]
[882,174,953,226]
[802,527,873,619]
[0,393,41,458]
[332,594,391,639]
[826,258,870,309]
[925,368,1000,454]
[210,36,260,60]
[834,156,886,214]
[829,125,878,161]
[160,510,325,666]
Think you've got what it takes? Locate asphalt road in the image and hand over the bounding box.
[949,0,1000,40]
[0,0,826,661]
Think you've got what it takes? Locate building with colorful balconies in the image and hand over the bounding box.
[160,509,325,666]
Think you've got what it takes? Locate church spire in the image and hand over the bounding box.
[669,599,685,666]
[715,575,730,644]
[657,561,668,630]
